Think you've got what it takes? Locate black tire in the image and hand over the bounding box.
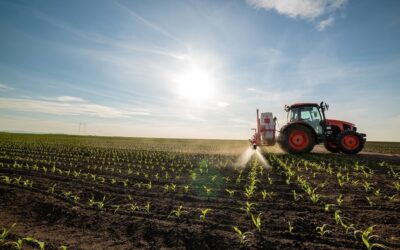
[337,130,364,154]
[324,141,339,153]
[279,124,315,154]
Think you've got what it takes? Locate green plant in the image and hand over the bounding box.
[23,237,45,250]
[251,213,262,232]
[88,195,105,209]
[130,202,139,211]
[240,202,256,215]
[316,224,330,236]
[232,226,252,245]
[0,223,16,244]
[337,194,344,206]
[6,239,23,249]
[261,190,267,200]
[199,208,211,221]
[203,185,212,196]
[309,192,321,204]
[49,184,56,194]
[288,221,294,233]
[393,181,400,191]
[225,189,235,198]
[292,190,302,201]
[169,205,187,218]
[366,196,374,207]
[354,226,387,250]
[324,203,335,212]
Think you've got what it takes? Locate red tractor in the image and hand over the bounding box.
[252,102,366,154]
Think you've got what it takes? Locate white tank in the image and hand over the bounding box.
[260,112,275,145]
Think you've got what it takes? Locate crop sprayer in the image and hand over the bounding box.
[250,102,366,154]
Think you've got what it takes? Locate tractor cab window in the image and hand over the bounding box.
[289,106,323,134]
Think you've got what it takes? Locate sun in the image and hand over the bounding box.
[174,66,215,101]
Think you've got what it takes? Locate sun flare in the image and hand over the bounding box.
[174,66,215,101]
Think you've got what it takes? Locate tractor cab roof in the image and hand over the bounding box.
[285,103,319,111]
[290,103,318,108]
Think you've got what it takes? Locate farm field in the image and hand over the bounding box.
[0,133,399,249]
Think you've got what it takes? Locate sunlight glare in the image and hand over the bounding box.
[174,63,215,102]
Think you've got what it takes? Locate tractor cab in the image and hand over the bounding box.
[286,103,324,135]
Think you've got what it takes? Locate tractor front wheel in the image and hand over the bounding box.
[279,125,315,154]
[337,130,364,154]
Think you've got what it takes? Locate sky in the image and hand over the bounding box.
[0,0,399,141]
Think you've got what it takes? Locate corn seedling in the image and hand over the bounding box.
[1,223,16,244]
[354,226,387,250]
[316,224,330,236]
[366,196,374,207]
[225,189,235,198]
[310,192,322,204]
[199,208,211,221]
[240,202,256,215]
[5,239,24,249]
[169,205,187,218]
[203,185,212,196]
[374,188,381,197]
[393,181,400,191]
[49,184,57,194]
[334,210,343,225]
[341,222,355,234]
[130,202,139,211]
[363,181,372,192]
[232,226,252,245]
[324,203,335,212]
[88,195,105,209]
[144,202,151,213]
[23,237,45,250]
[336,194,344,206]
[111,205,120,214]
[1,176,12,184]
[292,190,302,201]
[251,213,262,232]
[288,221,294,233]
[170,183,177,192]
[387,194,397,202]
[261,190,267,200]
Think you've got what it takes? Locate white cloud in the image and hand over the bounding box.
[41,96,85,102]
[0,96,149,118]
[55,96,85,102]
[246,0,347,30]
[0,83,13,91]
[317,16,335,31]
[217,101,230,108]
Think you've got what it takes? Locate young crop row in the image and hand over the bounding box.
[268,154,390,250]
[0,223,67,250]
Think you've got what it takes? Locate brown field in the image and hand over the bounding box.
[0,133,399,249]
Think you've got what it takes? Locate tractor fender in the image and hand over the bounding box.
[279,122,318,143]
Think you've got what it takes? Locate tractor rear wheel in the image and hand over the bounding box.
[337,130,364,154]
[324,141,339,153]
[279,125,315,154]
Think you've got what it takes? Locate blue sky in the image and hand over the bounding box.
[0,0,399,141]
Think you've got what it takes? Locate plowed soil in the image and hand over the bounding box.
[0,134,399,249]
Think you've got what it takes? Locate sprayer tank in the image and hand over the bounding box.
[260,112,276,145]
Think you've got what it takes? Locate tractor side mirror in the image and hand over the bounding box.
[284,105,289,112]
